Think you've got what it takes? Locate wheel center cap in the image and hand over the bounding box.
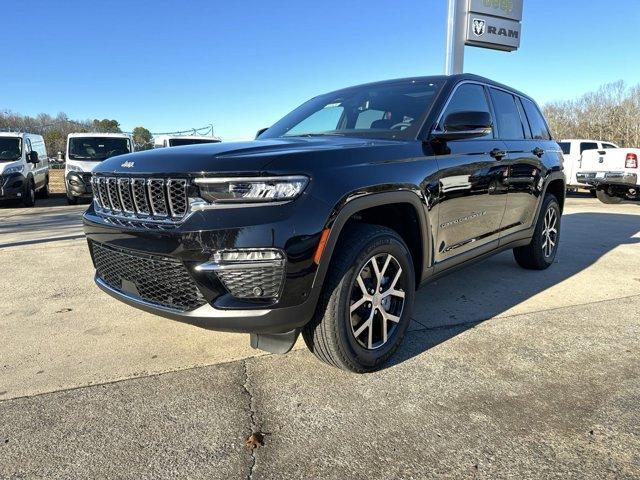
[373,293,382,307]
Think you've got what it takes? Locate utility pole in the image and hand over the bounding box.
[444,0,466,75]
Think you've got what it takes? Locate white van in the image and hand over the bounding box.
[65,132,134,204]
[558,139,618,190]
[153,135,221,148]
[0,132,49,207]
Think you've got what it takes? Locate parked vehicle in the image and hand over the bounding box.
[83,74,565,372]
[65,133,134,205]
[558,139,618,192]
[0,132,49,206]
[153,135,221,148]
[577,148,640,204]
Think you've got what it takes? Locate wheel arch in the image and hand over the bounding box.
[312,190,432,290]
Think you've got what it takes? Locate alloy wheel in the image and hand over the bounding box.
[541,206,558,258]
[349,253,406,350]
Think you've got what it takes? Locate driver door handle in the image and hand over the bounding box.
[532,147,545,158]
[490,148,506,159]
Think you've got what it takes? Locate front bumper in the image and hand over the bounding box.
[66,171,93,197]
[576,171,638,187]
[83,194,331,334]
[0,173,25,199]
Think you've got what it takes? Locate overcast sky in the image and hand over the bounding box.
[3,0,639,140]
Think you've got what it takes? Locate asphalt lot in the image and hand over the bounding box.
[1,194,639,479]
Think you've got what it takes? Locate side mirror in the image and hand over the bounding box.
[27,151,39,163]
[255,127,269,139]
[432,111,493,141]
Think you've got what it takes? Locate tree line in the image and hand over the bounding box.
[0,111,153,156]
[543,81,640,147]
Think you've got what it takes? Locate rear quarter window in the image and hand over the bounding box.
[521,98,551,140]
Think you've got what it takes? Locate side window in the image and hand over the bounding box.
[602,143,617,149]
[355,109,385,129]
[580,142,598,153]
[489,88,525,140]
[285,104,344,136]
[521,98,551,140]
[439,83,493,138]
[558,142,571,155]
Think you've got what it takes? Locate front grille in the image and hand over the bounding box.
[216,265,285,299]
[91,176,189,222]
[91,242,206,311]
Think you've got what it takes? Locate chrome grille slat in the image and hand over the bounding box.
[97,178,110,209]
[92,175,189,224]
[106,178,122,212]
[148,179,168,217]
[131,178,151,215]
[117,178,135,214]
[167,179,188,217]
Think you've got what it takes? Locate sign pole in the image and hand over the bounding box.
[444,0,466,75]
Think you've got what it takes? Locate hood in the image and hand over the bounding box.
[92,137,386,176]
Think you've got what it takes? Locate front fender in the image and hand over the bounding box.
[311,188,433,291]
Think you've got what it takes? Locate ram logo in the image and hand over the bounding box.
[121,161,135,168]
[472,18,485,36]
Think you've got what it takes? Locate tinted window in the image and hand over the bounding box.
[490,88,525,140]
[440,83,493,138]
[521,98,551,140]
[558,142,571,155]
[515,97,532,139]
[69,137,132,161]
[0,138,22,161]
[602,143,617,149]
[261,80,442,140]
[580,142,598,153]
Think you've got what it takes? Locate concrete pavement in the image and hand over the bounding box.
[1,194,639,478]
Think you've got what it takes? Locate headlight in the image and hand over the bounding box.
[4,165,24,175]
[67,164,84,173]
[194,176,308,204]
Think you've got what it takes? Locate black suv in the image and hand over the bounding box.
[83,74,565,372]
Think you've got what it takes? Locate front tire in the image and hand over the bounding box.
[596,188,622,204]
[302,224,415,373]
[22,179,36,207]
[513,193,561,270]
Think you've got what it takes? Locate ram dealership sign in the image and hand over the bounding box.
[465,0,523,52]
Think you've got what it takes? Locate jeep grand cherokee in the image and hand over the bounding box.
[83,74,565,372]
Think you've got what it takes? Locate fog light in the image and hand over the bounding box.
[196,249,285,299]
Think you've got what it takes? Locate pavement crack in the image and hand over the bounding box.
[242,359,258,480]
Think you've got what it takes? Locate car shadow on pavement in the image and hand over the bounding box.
[388,212,640,368]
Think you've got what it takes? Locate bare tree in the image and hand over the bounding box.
[543,81,640,147]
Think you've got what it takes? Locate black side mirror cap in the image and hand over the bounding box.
[27,151,39,163]
[255,128,269,139]
[432,111,493,141]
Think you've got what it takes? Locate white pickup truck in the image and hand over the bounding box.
[577,148,639,203]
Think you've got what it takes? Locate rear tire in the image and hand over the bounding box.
[589,188,597,198]
[596,188,622,204]
[22,179,36,207]
[302,224,415,373]
[513,193,561,270]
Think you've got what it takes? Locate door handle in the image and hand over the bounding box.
[532,147,544,158]
[490,148,506,159]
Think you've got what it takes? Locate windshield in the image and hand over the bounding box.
[260,80,443,140]
[0,138,22,162]
[68,137,131,161]
[169,138,221,147]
